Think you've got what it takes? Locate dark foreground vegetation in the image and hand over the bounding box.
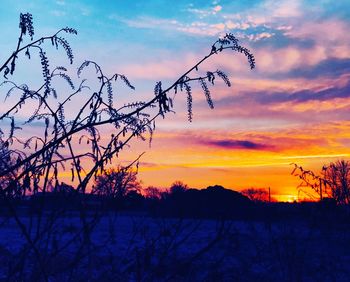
[0,187,349,281]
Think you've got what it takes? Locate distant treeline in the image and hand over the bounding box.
[2,183,348,222]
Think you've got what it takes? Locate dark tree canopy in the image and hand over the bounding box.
[242,188,271,202]
[92,166,141,199]
[169,180,189,194]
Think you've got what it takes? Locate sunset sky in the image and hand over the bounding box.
[1,0,350,201]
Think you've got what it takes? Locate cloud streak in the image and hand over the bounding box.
[202,139,273,150]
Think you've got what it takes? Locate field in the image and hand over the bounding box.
[0,209,349,281]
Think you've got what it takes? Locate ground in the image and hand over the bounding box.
[0,209,349,281]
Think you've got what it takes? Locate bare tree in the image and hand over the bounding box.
[242,188,271,202]
[170,180,189,194]
[92,165,141,199]
[143,186,164,200]
[323,160,350,205]
[292,160,350,204]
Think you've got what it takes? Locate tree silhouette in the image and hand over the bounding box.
[92,166,141,199]
[242,188,271,202]
[0,13,255,197]
[169,180,189,194]
[144,185,164,200]
[322,160,350,204]
[292,160,350,204]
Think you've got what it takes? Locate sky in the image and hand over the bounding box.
[1,0,350,201]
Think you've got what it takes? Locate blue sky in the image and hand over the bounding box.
[1,0,350,200]
[1,0,349,68]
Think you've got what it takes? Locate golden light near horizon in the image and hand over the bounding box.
[1,0,350,202]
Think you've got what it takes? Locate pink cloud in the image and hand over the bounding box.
[284,19,350,60]
[118,37,348,82]
[252,46,329,73]
[213,5,222,12]
[119,53,200,80]
[223,0,303,28]
[286,19,350,44]
[263,0,302,18]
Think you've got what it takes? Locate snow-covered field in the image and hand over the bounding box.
[0,210,349,281]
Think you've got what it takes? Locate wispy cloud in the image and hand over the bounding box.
[50,10,66,17]
[56,0,65,6]
[185,3,223,18]
[113,15,237,37]
[80,7,91,16]
[110,1,283,40]
[111,15,180,30]
[262,0,303,18]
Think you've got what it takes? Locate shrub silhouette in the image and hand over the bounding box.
[0,13,255,211]
[323,160,350,205]
[0,13,255,281]
[169,180,188,194]
[0,13,254,197]
[242,187,273,202]
[292,160,350,204]
[92,166,141,199]
[0,138,21,198]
